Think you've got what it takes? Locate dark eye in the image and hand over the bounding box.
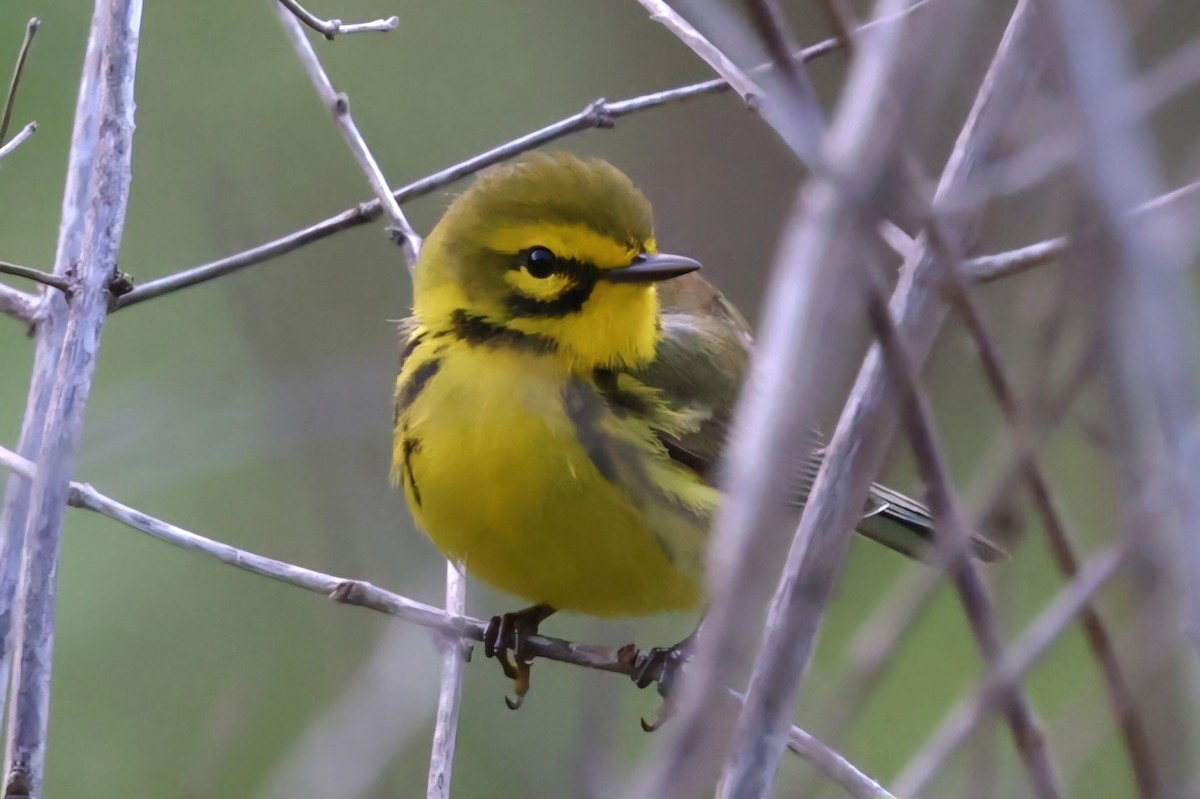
[525,247,558,279]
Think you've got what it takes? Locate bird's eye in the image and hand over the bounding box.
[525,247,558,279]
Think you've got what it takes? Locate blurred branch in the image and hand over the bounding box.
[0,18,38,148]
[1037,0,1200,649]
[641,0,949,796]
[427,563,466,799]
[0,1,141,796]
[963,179,1200,283]
[932,239,1160,795]
[255,624,440,799]
[0,123,35,163]
[807,337,1101,781]
[273,1,420,268]
[0,284,36,325]
[894,544,1129,795]
[665,4,1058,799]
[0,441,891,799]
[275,0,398,39]
[634,0,761,103]
[862,243,1063,798]
[110,34,848,310]
[0,262,70,294]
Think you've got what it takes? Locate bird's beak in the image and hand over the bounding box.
[600,253,702,283]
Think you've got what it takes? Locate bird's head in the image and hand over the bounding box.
[414,152,701,370]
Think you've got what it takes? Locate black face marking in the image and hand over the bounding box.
[505,281,596,318]
[505,250,603,319]
[402,437,422,507]
[396,359,442,417]
[451,309,557,354]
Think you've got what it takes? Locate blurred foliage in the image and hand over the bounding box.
[0,0,1197,797]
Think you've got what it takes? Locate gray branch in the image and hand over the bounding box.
[0,443,890,799]
[0,1,141,797]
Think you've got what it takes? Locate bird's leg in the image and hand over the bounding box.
[483,603,555,710]
[631,622,703,732]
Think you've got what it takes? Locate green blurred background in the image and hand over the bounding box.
[1,0,1197,797]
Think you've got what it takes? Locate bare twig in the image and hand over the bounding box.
[634,0,761,103]
[894,545,1129,795]
[0,1,141,796]
[932,237,1160,795]
[962,179,1200,283]
[0,285,37,324]
[0,3,107,751]
[636,0,948,796]
[111,35,846,311]
[1036,0,1200,651]
[275,0,398,39]
[427,563,467,799]
[687,5,1051,799]
[0,123,35,163]
[862,245,1063,798]
[0,262,70,294]
[0,442,891,799]
[0,18,39,145]
[272,1,420,268]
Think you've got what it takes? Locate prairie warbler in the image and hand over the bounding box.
[392,152,999,704]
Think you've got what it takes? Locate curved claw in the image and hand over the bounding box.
[630,630,699,732]
[482,604,554,709]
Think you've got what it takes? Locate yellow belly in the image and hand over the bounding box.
[398,344,703,617]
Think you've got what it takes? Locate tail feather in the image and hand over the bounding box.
[857,482,1006,562]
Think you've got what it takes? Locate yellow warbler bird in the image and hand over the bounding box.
[392,152,999,704]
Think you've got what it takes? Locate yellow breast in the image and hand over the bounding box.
[393,338,702,617]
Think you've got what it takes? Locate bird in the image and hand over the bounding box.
[392,151,1001,707]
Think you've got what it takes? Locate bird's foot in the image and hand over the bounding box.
[630,630,699,731]
[483,603,555,710]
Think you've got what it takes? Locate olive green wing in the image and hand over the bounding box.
[636,273,753,482]
[633,273,1004,562]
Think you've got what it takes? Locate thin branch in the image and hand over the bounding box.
[0,262,70,294]
[1,1,141,796]
[962,179,1200,284]
[862,241,1063,799]
[805,338,1101,782]
[275,0,398,39]
[1036,0,1200,654]
[0,18,39,145]
[894,544,1129,795]
[111,34,845,311]
[0,442,890,799]
[783,719,896,799]
[640,0,953,796]
[0,122,35,163]
[0,285,36,325]
[272,1,420,269]
[931,234,1160,796]
[426,563,467,799]
[695,3,1042,798]
[634,0,761,104]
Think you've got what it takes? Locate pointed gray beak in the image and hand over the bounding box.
[600,253,702,283]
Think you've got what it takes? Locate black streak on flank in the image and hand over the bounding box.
[563,378,621,486]
[396,359,442,417]
[451,309,557,354]
[398,331,426,372]
[402,437,422,507]
[592,368,650,417]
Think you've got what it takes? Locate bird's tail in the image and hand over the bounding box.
[856,482,1006,562]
